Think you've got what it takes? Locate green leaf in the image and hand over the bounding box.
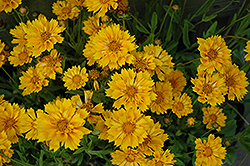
[136,25,150,34]
[225,147,239,165]
[73,146,87,155]
[195,0,215,17]
[202,14,217,22]
[175,158,185,166]
[204,21,217,38]
[183,20,191,48]
[150,12,158,33]
[219,119,237,136]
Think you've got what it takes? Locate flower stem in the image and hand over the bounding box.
[0,151,33,166]
[227,103,249,126]
[201,129,212,138]
[238,154,248,166]
[1,67,18,86]
[224,35,249,41]
[130,14,150,34]
[14,9,23,22]
[175,58,200,67]
[176,151,195,157]
[189,0,211,22]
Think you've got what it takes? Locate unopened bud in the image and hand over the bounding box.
[101,15,109,23]
[32,11,39,18]
[172,4,179,11]
[4,45,10,51]
[154,39,162,45]
[118,10,123,15]
[19,7,28,15]
[212,122,219,129]
[163,117,171,125]
[224,140,231,147]
[100,70,109,78]
[58,20,67,28]
[93,80,100,91]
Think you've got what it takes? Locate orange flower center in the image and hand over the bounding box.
[31,76,40,84]
[207,49,218,60]
[225,77,236,87]
[101,0,109,4]
[62,7,71,14]
[56,119,69,132]
[204,147,213,157]
[155,92,164,104]
[19,52,28,60]
[134,59,147,71]
[41,31,51,42]
[175,102,184,111]
[3,0,11,2]
[126,86,137,97]
[209,114,217,122]
[123,122,135,133]
[143,135,151,144]
[5,118,16,129]
[155,161,164,166]
[72,75,81,83]
[125,153,135,162]
[202,83,212,94]
[108,41,120,52]
[89,69,100,80]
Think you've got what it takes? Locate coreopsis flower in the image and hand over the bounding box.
[221,64,249,101]
[19,66,49,95]
[106,69,156,111]
[244,40,250,61]
[144,44,174,81]
[37,98,91,151]
[52,0,80,20]
[116,0,129,13]
[145,149,176,166]
[138,121,168,155]
[0,131,14,165]
[84,0,118,17]
[192,72,227,106]
[10,22,30,47]
[172,93,193,118]
[94,110,112,140]
[83,24,137,70]
[164,69,186,95]
[202,106,226,132]
[71,91,104,124]
[150,81,173,115]
[111,148,146,166]
[197,35,232,73]
[68,0,86,7]
[36,49,63,79]
[187,117,195,126]
[195,134,226,166]
[0,94,7,105]
[0,0,21,13]
[0,102,26,143]
[9,45,33,66]
[82,15,107,36]
[0,40,9,68]
[105,108,153,149]
[131,50,156,75]
[62,65,89,90]
[26,14,65,57]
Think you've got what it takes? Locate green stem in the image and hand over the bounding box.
[189,0,212,22]
[14,9,23,22]
[180,0,187,22]
[156,0,174,38]
[12,12,20,24]
[224,35,249,41]
[176,151,195,157]
[123,19,125,31]
[201,129,212,138]
[193,98,198,105]
[240,61,250,70]
[0,151,33,166]
[227,103,249,126]
[65,28,76,45]
[78,10,82,40]
[1,67,18,85]
[175,58,200,67]
[132,0,137,14]
[237,0,247,15]
[238,154,248,166]
[212,1,233,16]
[165,10,175,42]
[131,14,150,34]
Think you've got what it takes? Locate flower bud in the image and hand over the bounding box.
[154,39,162,45]
[163,117,171,125]
[19,6,28,15]
[4,45,10,51]
[93,80,100,91]
[58,20,67,28]
[187,117,195,126]
[172,4,179,11]
[224,140,231,147]
[101,15,110,23]
[32,11,39,18]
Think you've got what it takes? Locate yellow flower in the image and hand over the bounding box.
[52,0,80,20]
[138,121,168,155]
[83,24,137,70]
[145,149,176,166]
[105,108,153,149]
[106,69,156,111]
[9,45,32,66]
[62,65,89,90]
[192,72,227,106]
[0,0,21,13]
[172,93,193,118]
[10,22,30,47]
[68,0,86,7]
[37,98,91,151]
[195,134,226,166]
[0,102,26,143]
[0,94,7,105]
[187,117,195,126]
[221,64,249,101]
[150,81,173,115]
[202,106,226,132]
[0,40,9,68]
[85,0,118,17]
[197,35,232,73]
[36,49,63,79]
[19,66,49,96]
[0,131,14,165]
[26,14,65,57]
[144,44,174,81]
[94,110,112,140]
[82,14,107,36]
[131,50,156,75]
[111,148,146,166]
[244,40,250,61]
[164,69,186,95]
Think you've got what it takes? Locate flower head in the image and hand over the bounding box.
[105,108,153,149]
[0,131,14,165]
[202,106,226,131]
[106,69,156,111]
[0,0,21,13]
[244,40,250,61]
[10,22,30,47]
[37,98,91,151]
[172,93,193,118]
[0,40,9,68]
[26,14,65,57]
[68,0,86,7]
[19,66,49,95]
[187,117,195,126]
[83,24,137,70]
[62,65,89,90]
[145,149,176,166]
[52,0,80,20]
[164,69,186,95]
[197,35,232,73]
[9,45,33,66]
[195,134,226,166]
[82,14,107,36]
